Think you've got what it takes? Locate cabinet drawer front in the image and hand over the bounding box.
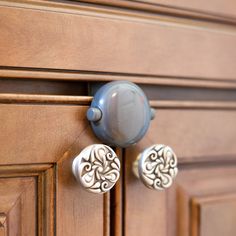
[1,2,236,81]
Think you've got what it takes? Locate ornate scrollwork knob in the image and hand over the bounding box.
[133,144,178,190]
[72,144,120,194]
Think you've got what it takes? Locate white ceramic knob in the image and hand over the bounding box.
[133,144,178,190]
[72,144,120,194]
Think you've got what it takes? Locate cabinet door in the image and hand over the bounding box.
[0,99,109,236]
[124,107,236,236]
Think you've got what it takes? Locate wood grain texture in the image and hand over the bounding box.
[0,177,36,236]
[0,104,88,164]
[0,214,7,236]
[124,157,236,236]
[2,70,236,90]
[110,148,123,236]
[150,100,236,109]
[191,194,236,236]
[4,0,236,25]
[0,104,110,236]
[0,164,52,177]
[132,0,236,19]
[0,164,55,235]
[1,1,236,236]
[56,127,109,236]
[124,148,167,236]
[1,103,236,166]
[1,94,236,108]
[76,0,236,24]
[1,3,236,80]
[134,109,236,161]
[176,165,236,236]
[0,93,92,105]
[0,101,112,236]
[38,167,55,236]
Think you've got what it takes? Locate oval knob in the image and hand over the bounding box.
[87,81,155,147]
[72,144,120,194]
[133,144,178,190]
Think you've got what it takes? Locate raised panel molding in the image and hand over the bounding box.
[0,102,109,236]
[125,145,236,236]
[174,165,236,236]
[0,164,55,236]
[0,177,36,235]
[0,214,7,236]
[191,194,236,236]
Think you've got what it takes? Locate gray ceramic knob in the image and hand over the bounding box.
[87,81,155,147]
[72,144,120,194]
[133,144,178,190]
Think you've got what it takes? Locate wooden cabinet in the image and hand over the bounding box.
[0,103,108,235]
[0,0,236,235]
[124,109,236,236]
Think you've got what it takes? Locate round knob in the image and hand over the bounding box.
[72,144,120,194]
[87,81,155,147]
[133,144,178,190]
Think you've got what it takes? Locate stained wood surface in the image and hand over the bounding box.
[0,101,107,235]
[2,70,236,90]
[192,195,236,236]
[0,104,88,164]
[2,93,236,107]
[0,214,7,236]
[124,107,236,236]
[56,127,109,236]
[110,148,123,236]
[0,164,55,235]
[0,177,36,236]
[2,102,236,165]
[133,0,236,18]
[1,1,236,235]
[1,3,236,80]
[129,109,236,161]
[125,155,236,236]
[124,145,167,236]
[0,94,92,105]
[78,0,236,23]
[177,165,236,236]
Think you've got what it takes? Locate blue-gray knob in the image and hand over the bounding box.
[87,81,155,147]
